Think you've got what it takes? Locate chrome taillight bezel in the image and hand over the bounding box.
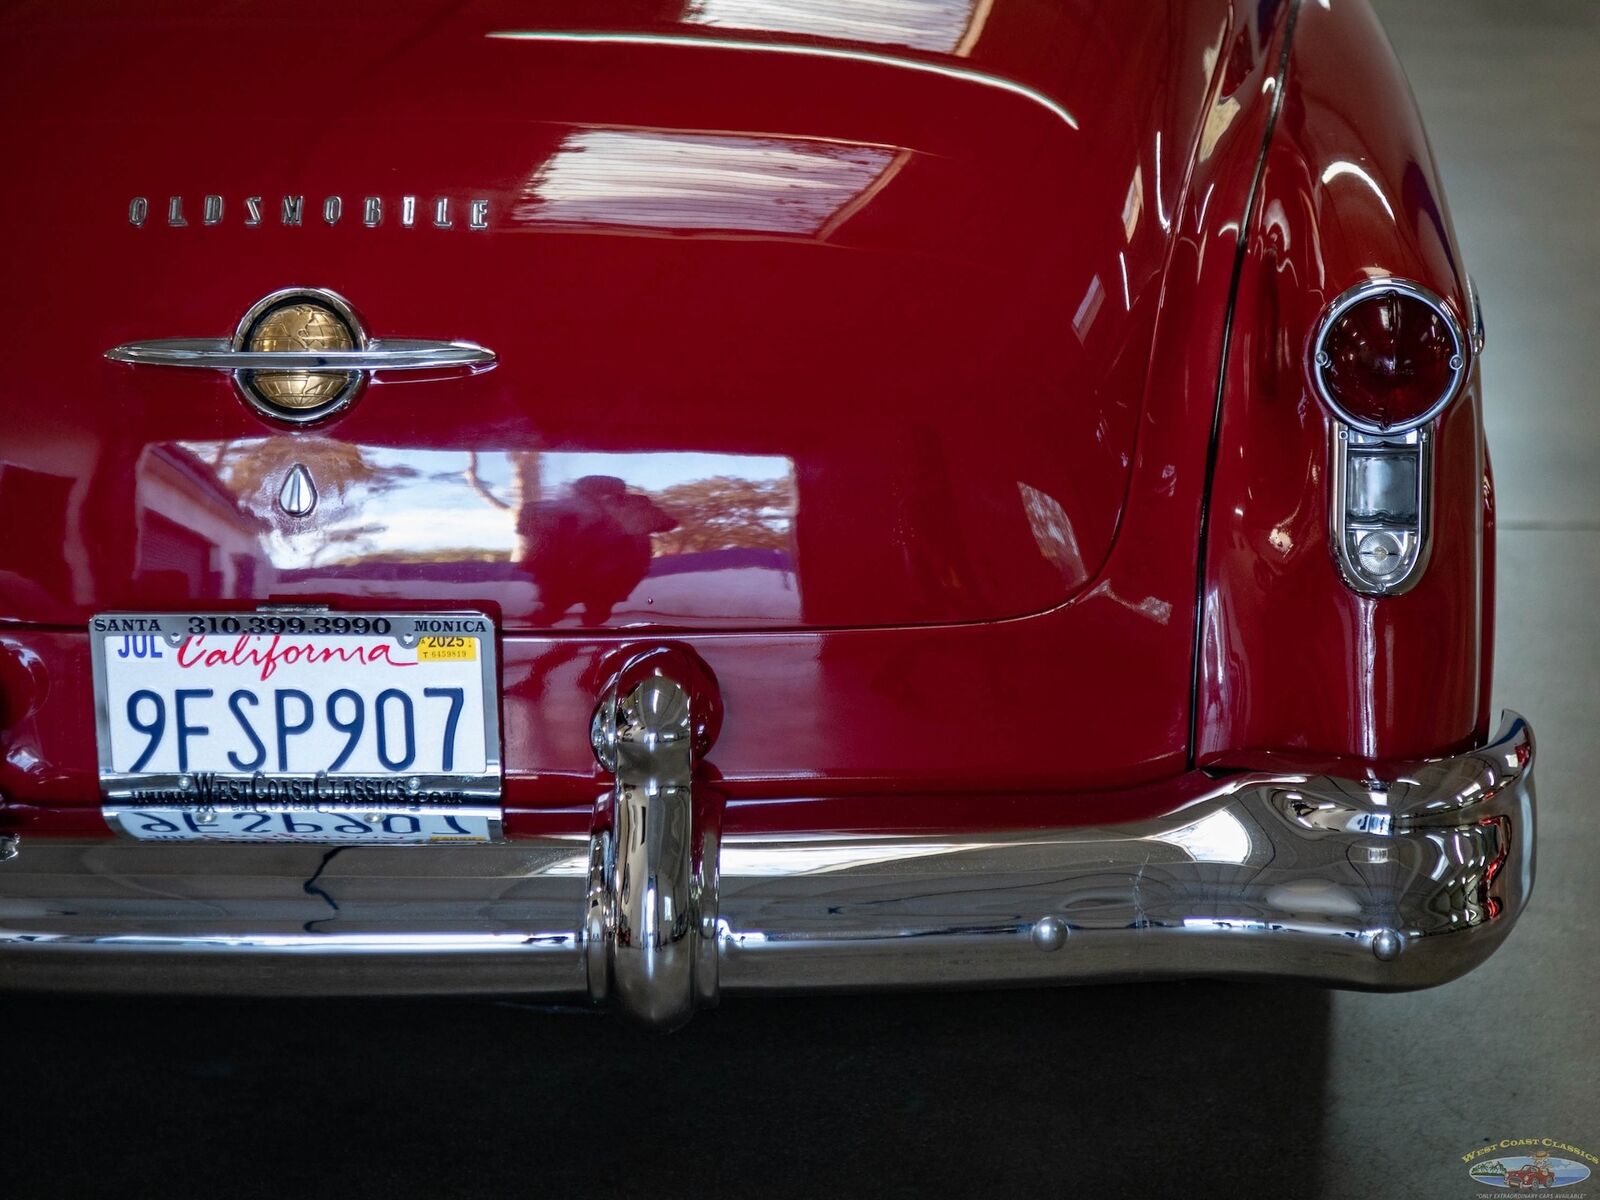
[1311,276,1470,435]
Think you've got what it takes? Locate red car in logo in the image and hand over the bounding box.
[1506,1162,1556,1190]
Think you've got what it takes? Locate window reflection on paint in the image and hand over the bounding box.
[686,0,990,55]
[516,130,903,237]
[137,444,270,597]
[173,440,793,564]
[1072,275,1104,343]
[1197,41,1241,162]
[1017,481,1087,590]
[168,440,797,621]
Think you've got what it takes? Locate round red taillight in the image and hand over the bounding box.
[1311,279,1467,433]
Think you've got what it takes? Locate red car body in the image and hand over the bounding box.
[0,0,1535,1025]
[1505,1163,1556,1190]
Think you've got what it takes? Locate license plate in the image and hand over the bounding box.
[90,610,503,843]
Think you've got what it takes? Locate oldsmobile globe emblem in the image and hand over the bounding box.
[234,289,368,417]
[104,287,497,424]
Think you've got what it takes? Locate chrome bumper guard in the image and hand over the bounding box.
[0,707,1534,1029]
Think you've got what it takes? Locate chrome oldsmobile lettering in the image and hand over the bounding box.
[128,194,490,229]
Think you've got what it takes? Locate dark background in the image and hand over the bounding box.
[7,986,1330,1197]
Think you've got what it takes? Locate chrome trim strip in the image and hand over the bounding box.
[484,30,1079,131]
[1467,273,1487,356]
[0,714,1534,1008]
[1311,276,1469,435]
[104,338,496,371]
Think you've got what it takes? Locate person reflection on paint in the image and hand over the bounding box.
[517,475,677,626]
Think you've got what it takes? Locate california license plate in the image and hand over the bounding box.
[90,610,502,843]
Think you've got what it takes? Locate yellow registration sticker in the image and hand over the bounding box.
[417,636,478,663]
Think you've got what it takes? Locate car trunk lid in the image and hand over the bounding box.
[0,1,1225,633]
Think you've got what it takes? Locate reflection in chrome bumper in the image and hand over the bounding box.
[0,713,1534,1022]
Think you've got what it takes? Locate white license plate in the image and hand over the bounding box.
[90,610,502,843]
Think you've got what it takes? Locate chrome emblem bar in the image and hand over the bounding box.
[104,339,496,372]
[105,286,496,424]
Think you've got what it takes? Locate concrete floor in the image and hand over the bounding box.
[4,5,1597,1197]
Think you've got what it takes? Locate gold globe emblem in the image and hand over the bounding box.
[247,303,354,409]
[233,288,367,422]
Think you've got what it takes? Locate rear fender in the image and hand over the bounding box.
[1195,0,1488,769]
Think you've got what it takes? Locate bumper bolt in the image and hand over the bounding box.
[1031,916,1067,952]
[1371,928,1404,962]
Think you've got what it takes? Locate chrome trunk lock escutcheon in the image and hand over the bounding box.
[277,463,318,518]
[587,647,723,1029]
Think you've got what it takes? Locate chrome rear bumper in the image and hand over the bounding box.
[0,713,1534,1026]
